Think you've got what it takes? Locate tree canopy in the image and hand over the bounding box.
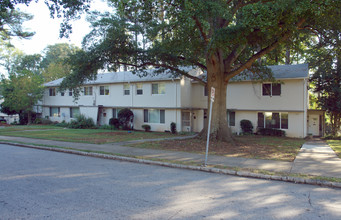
[41,43,80,82]
[309,7,341,136]
[60,0,340,141]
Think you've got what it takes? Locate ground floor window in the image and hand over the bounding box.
[70,107,80,118]
[144,109,165,124]
[50,107,60,117]
[227,111,235,126]
[112,108,123,118]
[258,112,288,129]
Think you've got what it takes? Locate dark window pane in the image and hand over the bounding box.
[262,84,271,96]
[100,86,104,95]
[272,83,281,96]
[160,110,165,124]
[272,113,280,129]
[144,109,148,122]
[281,113,288,129]
[229,112,235,126]
[258,112,264,128]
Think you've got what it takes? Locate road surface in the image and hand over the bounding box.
[1,143,340,219]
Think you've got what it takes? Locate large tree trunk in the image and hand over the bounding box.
[199,53,234,142]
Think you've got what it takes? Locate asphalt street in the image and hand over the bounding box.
[1,143,341,220]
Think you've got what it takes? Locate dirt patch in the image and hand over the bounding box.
[145,136,303,162]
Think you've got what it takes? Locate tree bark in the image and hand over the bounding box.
[198,52,234,142]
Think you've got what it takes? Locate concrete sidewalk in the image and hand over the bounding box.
[291,139,341,178]
[1,135,340,181]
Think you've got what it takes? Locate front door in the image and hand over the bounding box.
[182,112,191,132]
[308,114,319,136]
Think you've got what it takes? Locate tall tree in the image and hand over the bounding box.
[0,0,91,38]
[1,71,44,124]
[41,43,79,82]
[62,0,340,141]
[0,52,44,124]
[309,9,341,136]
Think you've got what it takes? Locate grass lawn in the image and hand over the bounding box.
[327,140,341,158]
[0,125,305,161]
[0,125,185,144]
[130,135,306,162]
[0,125,63,132]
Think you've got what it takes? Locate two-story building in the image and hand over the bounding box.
[41,64,324,138]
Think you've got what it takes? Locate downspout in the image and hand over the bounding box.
[303,79,307,137]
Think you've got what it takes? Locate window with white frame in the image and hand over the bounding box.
[136,83,143,95]
[112,108,122,118]
[49,88,56,96]
[70,107,80,118]
[123,84,130,95]
[50,107,60,117]
[152,83,165,94]
[69,89,73,96]
[258,112,288,129]
[144,109,165,124]
[84,87,93,96]
[60,90,65,96]
[262,83,281,96]
[100,86,109,95]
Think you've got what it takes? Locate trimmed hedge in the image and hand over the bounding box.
[257,128,286,137]
[240,119,253,134]
[142,124,151,132]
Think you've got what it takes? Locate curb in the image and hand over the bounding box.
[2,141,341,189]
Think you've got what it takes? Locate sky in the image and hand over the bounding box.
[12,0,109,55]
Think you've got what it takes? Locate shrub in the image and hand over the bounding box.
[109,118,120,130]
[142,124,151,132]
[98,125,112,130]
[41,118,53,125]
[257,128,286,137]
[170,122,177,134]
[55,120,69,127]
[68,114,95,129]
[33,118,42,124]
[240,119,253,134]
[118,108,134,130]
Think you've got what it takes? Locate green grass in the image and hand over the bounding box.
[0,125,63,132]
[327,140,341,159]
[0,126,188,144]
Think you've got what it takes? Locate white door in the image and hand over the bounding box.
[182,112,191,132]
[308,114,319,136]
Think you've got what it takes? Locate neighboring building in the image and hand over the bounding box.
[41,64,323,138]
[0,100,19,124]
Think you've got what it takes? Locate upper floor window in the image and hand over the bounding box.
[123,84,130,95]
[152,83,165,94]
[49,88,56,96]
[100,86,109,95]
[84,87,93,96]
[60,91,65,96]
[69,89,73,96]
[136,83,143,95]
[262,83,281,96]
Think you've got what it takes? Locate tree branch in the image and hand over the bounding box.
[192,15,209,45]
